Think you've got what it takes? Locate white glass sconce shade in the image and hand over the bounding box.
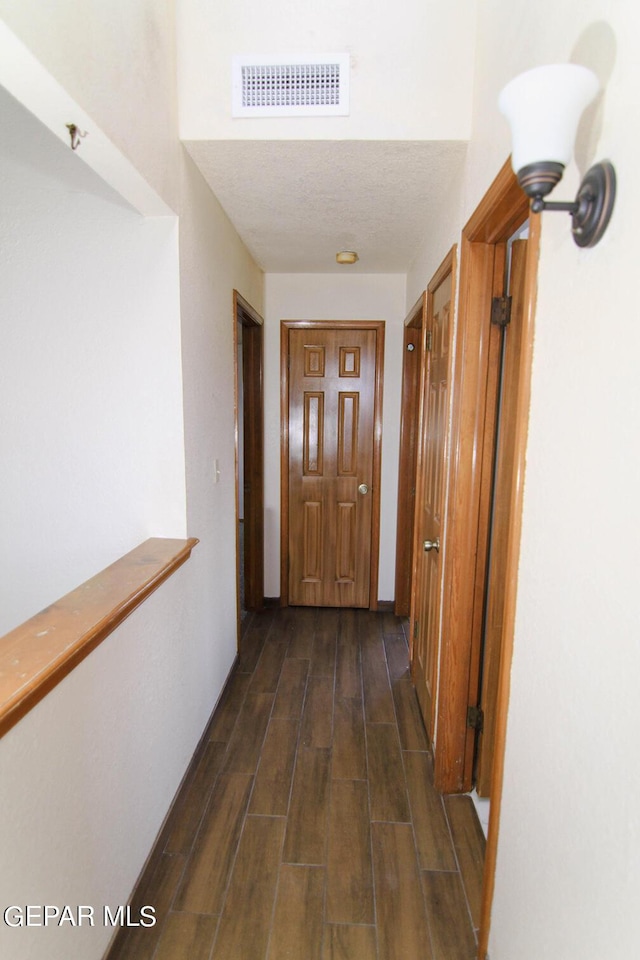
[498,64,599,173]
[498,63,615,248]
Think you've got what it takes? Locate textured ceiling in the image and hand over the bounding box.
[185,140,468,274]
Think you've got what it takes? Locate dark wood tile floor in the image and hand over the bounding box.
[107,607,484,960]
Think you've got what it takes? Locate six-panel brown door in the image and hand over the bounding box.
[411,255,454,740]
[287,325,381,607]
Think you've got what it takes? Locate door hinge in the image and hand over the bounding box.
[426,330,433,351]
[413,619,419,640]
[467,705,484,732]
[491,295,512,327]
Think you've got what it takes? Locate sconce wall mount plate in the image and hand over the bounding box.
[520,159,616,248]
[568,160,616,248]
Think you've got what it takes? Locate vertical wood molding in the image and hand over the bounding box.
[409,246,457,741]
[421,158,537,958]
[436,159,531,794]
[394,294,427,619]
[477,212,541,960]
[436,238,496,789]
[368,322,385,611]
[233,290,265,623]
[463,245,507,789]
[280,324,291,605]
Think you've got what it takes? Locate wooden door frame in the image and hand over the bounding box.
[280,320,385,610]
[423,160,539,956]
[394,293,427,617]
[233,291,264,627]
[408,247,457,728]
[473,235,528,797]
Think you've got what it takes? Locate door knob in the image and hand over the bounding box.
[358,483,369,495]
[423,538,440,552]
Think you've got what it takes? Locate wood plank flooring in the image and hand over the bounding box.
[107,607,483,960]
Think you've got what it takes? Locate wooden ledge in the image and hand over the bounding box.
[0,537,199,739]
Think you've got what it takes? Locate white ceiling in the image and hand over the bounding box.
[185,139,468,274]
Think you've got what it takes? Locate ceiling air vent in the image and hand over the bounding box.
[232,54,350,118]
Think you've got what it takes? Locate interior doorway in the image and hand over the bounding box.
[396,161,540,957]
[234,291,265,630]
[419,161,536,797]
[472,222,530,798]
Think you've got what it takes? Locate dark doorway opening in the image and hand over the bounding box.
[234,291,265,630]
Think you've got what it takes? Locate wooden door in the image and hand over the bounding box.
[285,323,383,608]
[475,238,527,794]
[411,252,455,739]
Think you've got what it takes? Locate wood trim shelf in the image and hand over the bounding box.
[0,537,199,739]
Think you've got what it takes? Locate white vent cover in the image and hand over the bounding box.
[232,54,350,117]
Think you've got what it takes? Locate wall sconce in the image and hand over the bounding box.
[499,64,616,247]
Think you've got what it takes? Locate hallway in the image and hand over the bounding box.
[108,607,484,960]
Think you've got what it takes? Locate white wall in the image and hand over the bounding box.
[177,0,476,142]
[264,272,406,602]
[0,566,192,960]
[0,6,263,959]
[0,0,181,209]
[416,3,640,957]
[0,86,185,635]
[406,157,466,306]
[178,148,264,682]
[405,3,640,955]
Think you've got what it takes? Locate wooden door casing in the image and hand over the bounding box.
[233,291,264,621]
[474,238,528,795]
[414,160,540,960]
[410,249,456,741]
[394,295,427,618]
[435,162,533,798]
[281,321,384,609]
